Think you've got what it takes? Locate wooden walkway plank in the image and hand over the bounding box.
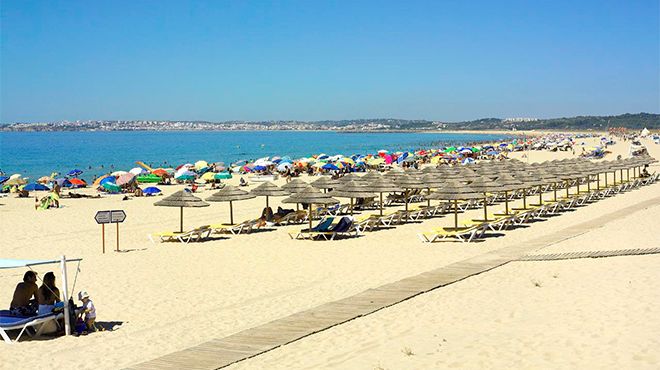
[127,194,660,370]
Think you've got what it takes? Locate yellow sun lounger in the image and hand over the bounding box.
[149,225,211,244]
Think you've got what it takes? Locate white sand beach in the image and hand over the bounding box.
[0,135,658,370]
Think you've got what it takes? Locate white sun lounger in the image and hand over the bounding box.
[0,311,63,343]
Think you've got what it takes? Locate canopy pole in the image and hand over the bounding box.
[230,201,234,225]
[380,193,383,216]
[60,255,71,337]
[309,203,313,234]
[454,199,458,229]
[350,198,354,216]
[266,196,269,209]
[504,191,510,215]
[404,189,409,213]
[483,193,488,221]
[180,207,184,233]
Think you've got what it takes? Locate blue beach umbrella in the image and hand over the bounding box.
[0,176,8,184]
[67,169,83,177]
[143,186,161,195]
[253,165,267,171]
[322,163,339,170]
[100,176,115,185]
[23,183,50,191]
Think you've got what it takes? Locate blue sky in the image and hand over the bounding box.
[1,0,658,123]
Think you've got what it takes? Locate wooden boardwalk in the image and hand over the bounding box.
[128,195,660,370]
[518,247,660,261]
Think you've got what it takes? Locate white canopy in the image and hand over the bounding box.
[0,258,82,269]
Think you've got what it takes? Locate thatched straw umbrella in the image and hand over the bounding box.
[368,178,400,216]
[311,176,341,193]
[154,190,209,232]
[282,186,339,233]
[250,181,289,209]
[426,181,482,229]
[465,176,498,221]
[394,175,427,213]
[512,172,542,209]
[281,178,309,194]
[492,173,524,215]
[361,171,382,182]
[206,185,255,225]
[329,180,377,215]
[421,174,445,208]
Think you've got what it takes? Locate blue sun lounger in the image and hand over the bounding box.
[0,310,63,343]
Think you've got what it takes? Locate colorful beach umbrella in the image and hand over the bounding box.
[143,186,161,195]
[102,182,121,193]
[23,183,50,191]
[69,178,86,187]
[67,169,83,177]
[214,172,232,180]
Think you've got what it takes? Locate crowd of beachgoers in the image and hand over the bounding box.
[2,131,639,203]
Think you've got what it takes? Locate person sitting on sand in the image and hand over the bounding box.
[239,178,248,187]
[17,189,30,198]
[10,271,39,316]
[37,272,61,315]
[190,183,198,193]
[641,166,650,178]
[134,187,144,197]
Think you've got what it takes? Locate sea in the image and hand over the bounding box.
[0,131,512,180]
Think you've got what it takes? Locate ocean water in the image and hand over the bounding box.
[0,131,511,180]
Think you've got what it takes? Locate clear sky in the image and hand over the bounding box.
[1,0,658,123]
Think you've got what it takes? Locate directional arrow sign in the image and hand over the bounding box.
[110,210,127,223]
[94,211,112,224]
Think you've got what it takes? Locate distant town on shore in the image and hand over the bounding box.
[2,112,658,132]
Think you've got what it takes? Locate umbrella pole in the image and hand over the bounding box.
[266,196,269,209]
[538,185,543,204]
[180,207,184,233]
[483,193,488,221]
[350,198,354,216]
[427,188,431,208]
[454,199,458,229]
[504,191,509,215]
[522,189,527,209]
[565,181,570,198]
[405,189,408,213]
[380,192,384,216]
[230,201,234,225]
[309,204,313,234]
[553,183,557,202]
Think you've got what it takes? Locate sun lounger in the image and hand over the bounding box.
[0,310,63,343]
[288,217,336,239]
[313,217,358,240]
[211,219,262,235]
[149,225,212,243]
[354,214,379,233]
[418,223,488,243]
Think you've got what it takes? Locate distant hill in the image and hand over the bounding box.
[442,113,659,130]
[1,113,658,131]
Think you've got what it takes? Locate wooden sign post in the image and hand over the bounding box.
[95,210,127,253]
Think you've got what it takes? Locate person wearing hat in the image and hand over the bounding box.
[10,271,38,316]
[78,290,97,332]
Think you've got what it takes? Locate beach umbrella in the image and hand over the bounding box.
[329,180,377,215]
[111,171,128,177]
[195,160,208,171]
[250,182,289,208]
[5,177,27,186]
[322,163,339,171]
[394,175,427,213]
[100,176,115,185]
[201,172,216,182]
[427,181,482,229]
[136,174,162,183]
[492,173,524,215]
[368,177,399,216]
[361,171,382,183]
[116,173,136,186]
[206,185,255,225]
[152,169,169,177]
[214,172,232,180]
[102,182,122,193]
[92,175,111,187]
[130,167,147,176]
[155,190,210,232]
[464,176,499,221]
[67,169,83,177]
[311,176,341,192]
[277,162,293,172]
[37,176,52,184]
[0,176,9,184]
[23,183,50,191]
[282,186,339,233]
[282,179,310,193]
[143,186,161,195]
[421,174,445,208]
[69,178,86,187]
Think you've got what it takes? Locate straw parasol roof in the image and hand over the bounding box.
[330,180,377,199]
[155,190,210,207]
[311,176,340,190]
[154,190,210,232]
[206,185,255,225]
[281,179,310,193]
[250,181,289,197]
[282,185,339,205]
[282,186,340,231]
[428,180,482,228]
[394,175,427,189]
[421,174,444,188]
[361,171,382,182]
